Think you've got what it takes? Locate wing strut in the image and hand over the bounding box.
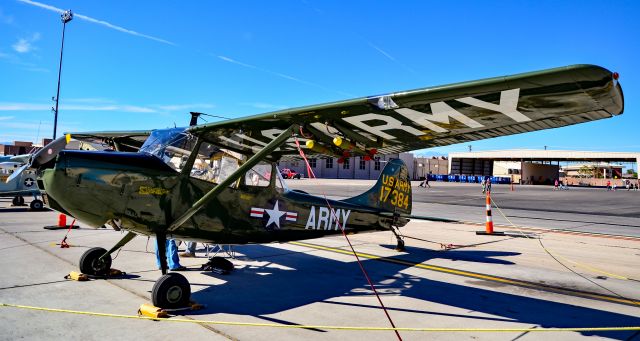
[167,124,298,232]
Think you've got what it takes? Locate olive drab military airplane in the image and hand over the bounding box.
[12,64,624,309]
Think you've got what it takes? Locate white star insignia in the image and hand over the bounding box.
[264,200,286,229]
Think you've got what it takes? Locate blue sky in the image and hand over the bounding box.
[1,0,638,156]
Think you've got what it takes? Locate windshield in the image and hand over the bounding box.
[139,127,197,171]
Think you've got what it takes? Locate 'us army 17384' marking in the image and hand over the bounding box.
[379,174,410,209]
[305,206,351,230]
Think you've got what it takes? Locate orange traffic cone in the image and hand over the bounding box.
[485,193,494,233]
[476,191,505,236]
[58,214,66,228]
[44,214,78,230]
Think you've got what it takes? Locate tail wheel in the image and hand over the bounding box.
[79,247,112,276]
[152,273,191,309]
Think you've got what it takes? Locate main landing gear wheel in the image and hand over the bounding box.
[152,273,191,309]
[79,247,112,276]
[29,199,44,211]
[12,195,25,206]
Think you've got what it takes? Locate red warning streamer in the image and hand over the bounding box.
[294,137,402,341]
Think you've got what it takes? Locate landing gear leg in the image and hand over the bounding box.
[152,231,191,308]
[156,232,168,275]
[391,227,405,252]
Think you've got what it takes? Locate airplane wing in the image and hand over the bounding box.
[188,64,623,159]
[70,130,153,151]
[0,154,31,164]
[68,130,152,152]
[5,130,153,182]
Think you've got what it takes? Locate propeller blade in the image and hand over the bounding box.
[31,135,70,168]
[5,164,28,184]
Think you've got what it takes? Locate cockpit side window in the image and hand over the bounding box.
[189,141,218,182]
[188,141,243,186]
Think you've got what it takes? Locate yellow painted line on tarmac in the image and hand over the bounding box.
[2,303,639,332]
[289,241,640,307]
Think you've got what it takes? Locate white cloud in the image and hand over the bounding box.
[11,32,41,54]
[17,0,175,46]
[0,121,51,130]
[0,101,218,113]
[0,116,15,120]
[12,38,31,53]
[0,102,157,113]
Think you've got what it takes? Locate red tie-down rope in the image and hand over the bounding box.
[60,218,76,248]
[293,137,402,341]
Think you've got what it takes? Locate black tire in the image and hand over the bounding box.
[30,199,44,211]
[152,273,191,309]
[79,247,112,276]
[208,257,234,273]
[294,174,301,179]
[12,195,25,206]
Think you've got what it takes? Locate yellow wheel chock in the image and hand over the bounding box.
[138,303,169,319]
[64,271,89,281]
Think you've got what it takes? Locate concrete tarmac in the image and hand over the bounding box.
[0,183,639,340]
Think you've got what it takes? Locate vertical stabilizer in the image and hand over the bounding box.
[343,158,412,215]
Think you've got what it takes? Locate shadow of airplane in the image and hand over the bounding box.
[187,244,639,339]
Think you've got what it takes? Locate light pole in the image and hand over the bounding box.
[52,9,73,139]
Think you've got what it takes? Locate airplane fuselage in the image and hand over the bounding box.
[41,150,406,244]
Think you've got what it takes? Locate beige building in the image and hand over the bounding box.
[414,157,449,179]
[278,153,416,180]
[449,149,639,185]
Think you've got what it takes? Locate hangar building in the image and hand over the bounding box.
[449,150,639,185]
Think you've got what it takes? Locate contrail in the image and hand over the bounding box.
[217,55,354,97]
[17,0,176,46]
[17,0,351,96]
